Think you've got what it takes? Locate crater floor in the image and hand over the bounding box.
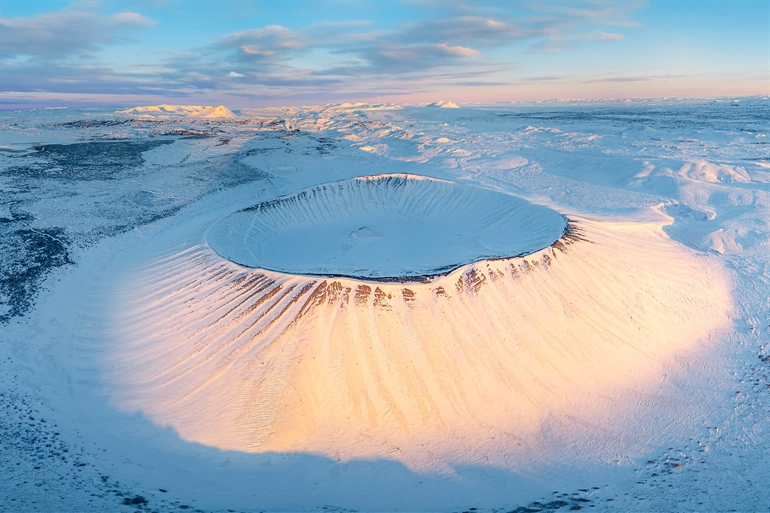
[206,174,568,280]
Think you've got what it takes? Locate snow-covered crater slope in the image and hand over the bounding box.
[104,212,731,471]
[207,174,567,280]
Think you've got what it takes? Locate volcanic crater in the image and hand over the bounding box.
[104,173,730,469]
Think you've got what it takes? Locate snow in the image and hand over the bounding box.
[1,97,770,512]
[207,174,567,279]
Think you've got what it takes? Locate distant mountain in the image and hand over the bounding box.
[117,104,238,119]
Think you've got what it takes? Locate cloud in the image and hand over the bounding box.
[112,12,155,26]
[433,43,481,58]
[216,25,306,65]
[398,16,536,46]
[0,9,154,61]
[355,42,482,74]
[0,1,645,105]
[303,4,635,75]
[523,0,646,28]
[592,31,625,41]
[0,61,182,97]
[524,75,565,82]
[583,73,684,84]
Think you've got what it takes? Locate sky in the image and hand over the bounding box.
[0,0,768,109]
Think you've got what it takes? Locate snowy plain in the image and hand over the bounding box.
[1,97,769,512]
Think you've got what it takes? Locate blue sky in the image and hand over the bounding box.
[1,1,767,108]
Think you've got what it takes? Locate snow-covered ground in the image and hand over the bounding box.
[1,98,769,512]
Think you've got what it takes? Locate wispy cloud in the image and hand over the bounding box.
[583,73,685,84]
[0,9,153,60]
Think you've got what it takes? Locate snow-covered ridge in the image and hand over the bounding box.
[117,104,238,119]
[207,174,567,280]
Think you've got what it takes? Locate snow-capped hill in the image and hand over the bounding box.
[425,100,460,108]
[197,105,238,119]
[117,104,238,119]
